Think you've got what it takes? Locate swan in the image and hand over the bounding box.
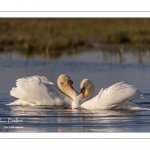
[72,79,146,110]
[8,74,78,106]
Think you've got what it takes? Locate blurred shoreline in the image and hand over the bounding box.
[1,18,150,58]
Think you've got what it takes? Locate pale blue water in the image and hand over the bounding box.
[0,47,150,132]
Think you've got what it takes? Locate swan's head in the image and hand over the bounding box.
[57,74,74,90]
[57,74,77,99]
[72,79,94,109]
[80,79,94,100]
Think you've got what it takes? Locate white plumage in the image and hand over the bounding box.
[74,81,144,110]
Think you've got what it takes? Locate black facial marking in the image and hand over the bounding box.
[67,79,73,84]
[80,86,85,93]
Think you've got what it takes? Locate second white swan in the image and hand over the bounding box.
[72,79,144,110]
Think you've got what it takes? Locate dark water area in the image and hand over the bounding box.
[1,46,150,132]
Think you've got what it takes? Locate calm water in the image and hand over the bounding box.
[1,46,150,132]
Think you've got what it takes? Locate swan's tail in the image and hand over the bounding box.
[114,101,150,111]
[125,106,150,111]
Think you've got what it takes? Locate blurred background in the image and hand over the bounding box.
[1,18,150,59]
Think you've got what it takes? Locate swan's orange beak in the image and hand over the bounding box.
[80,87,85,99]
[81,91,85,99]
[67,80,74,90]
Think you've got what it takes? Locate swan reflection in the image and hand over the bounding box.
[5,104,145,132]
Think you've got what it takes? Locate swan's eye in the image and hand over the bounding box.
[60,82,65,85]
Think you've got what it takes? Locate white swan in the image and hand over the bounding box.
[72,79,145,110]
[8,74,78,106]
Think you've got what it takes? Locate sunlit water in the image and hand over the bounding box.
[1,46,150,132]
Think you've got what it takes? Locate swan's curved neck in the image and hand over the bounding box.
[63,87,78,99]
[84,86,94,101]
[58,83,77,99]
